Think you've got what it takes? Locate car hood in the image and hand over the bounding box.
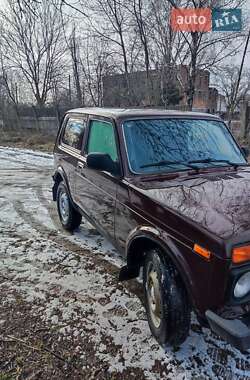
[132,167,250,240]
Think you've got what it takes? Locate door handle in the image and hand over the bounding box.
[77,161,86,170]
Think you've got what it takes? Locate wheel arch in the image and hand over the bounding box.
[52,167,69,201]
[125,228,195,308]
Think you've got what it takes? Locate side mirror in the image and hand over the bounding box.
[241,146,249,158]
[86,153,121,175]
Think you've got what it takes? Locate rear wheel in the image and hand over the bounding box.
[57,182,82,231]
[143,248,191,347]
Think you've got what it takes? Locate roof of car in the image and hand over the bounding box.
[67,107,221,121]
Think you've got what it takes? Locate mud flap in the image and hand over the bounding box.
[119,265,140,281]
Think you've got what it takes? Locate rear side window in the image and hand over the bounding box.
[87,120,118,161]
[62,116,87,150]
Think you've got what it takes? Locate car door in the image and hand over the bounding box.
[75,116,120,240]
[57,114,87,198]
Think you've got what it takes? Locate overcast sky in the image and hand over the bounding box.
[0,0,249,67]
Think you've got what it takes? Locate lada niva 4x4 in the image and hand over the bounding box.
[53,108,250,351]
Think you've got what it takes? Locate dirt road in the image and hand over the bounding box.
[0,146,249,379]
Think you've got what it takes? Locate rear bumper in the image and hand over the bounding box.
[206,310,250,351]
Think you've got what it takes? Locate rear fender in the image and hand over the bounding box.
[52,167,71,201]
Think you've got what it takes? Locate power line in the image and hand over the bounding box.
[233,28,250,107]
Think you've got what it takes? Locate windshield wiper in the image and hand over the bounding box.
[140,160,198,170]
[140,158,248,171]
[188,158,247,169]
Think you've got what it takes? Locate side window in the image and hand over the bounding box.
[62,117,87,150]
[87,120,118,161]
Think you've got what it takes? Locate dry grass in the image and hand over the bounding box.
[0,129,55,153]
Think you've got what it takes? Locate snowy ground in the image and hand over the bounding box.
[0,146,249,379]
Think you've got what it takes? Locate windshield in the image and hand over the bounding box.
[123,118,246,174]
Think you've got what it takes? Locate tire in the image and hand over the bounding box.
[197,314,209,328]
[56,182,82,231]
[143,248,191,347]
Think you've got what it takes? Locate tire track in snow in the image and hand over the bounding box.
[12,198,145,305]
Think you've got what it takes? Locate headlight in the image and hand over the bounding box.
[234,272,250,298]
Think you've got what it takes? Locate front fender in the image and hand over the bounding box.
[126,226,209,314]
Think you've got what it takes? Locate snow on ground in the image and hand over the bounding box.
[0,146,249,379]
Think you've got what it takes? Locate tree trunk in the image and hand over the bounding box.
[187,32,199,111]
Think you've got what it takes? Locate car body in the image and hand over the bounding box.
[53,108,250,350]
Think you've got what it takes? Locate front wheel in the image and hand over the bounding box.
[143,249,191,347]
[56,182,82,231]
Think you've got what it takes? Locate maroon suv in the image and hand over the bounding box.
[53,108,250,351]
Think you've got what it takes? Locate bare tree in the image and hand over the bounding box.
[128,0,152,103]
[69,27,84,106]
[1,0,67,107]
[6,0,246,111]
[79,36,115,106]
[164,0,247,110]
[216,65,250,115]
[0,52,19,106]
[1,71,19,106]
[147,0,185,106]
[85,0,139,104]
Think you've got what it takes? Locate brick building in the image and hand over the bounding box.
[102,65,225,113]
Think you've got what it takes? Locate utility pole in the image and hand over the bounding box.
[68,74,72,104]
[228,28,250,129]
[233,28,250,108]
